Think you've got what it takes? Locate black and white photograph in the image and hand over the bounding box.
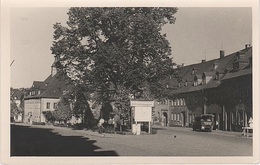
[1,0,259,164]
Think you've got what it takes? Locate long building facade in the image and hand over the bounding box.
[153,45,252,131]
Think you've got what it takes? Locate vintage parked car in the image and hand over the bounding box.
[192,114,214,132]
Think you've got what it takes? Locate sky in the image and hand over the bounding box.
[10,7,252,88]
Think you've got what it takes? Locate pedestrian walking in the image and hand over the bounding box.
[97,118,105,135]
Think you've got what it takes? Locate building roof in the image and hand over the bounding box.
[221,68,252,81]
[168,46,252,94]
[25,72,73,99]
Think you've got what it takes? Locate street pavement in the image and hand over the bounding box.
[11,123,253,156]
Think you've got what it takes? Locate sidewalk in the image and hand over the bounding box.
[153,124,252,138]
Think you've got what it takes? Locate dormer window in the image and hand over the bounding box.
[249,57,252,68]
[191,68,197,75]
[62,90,68,95]
[215,72,219,80]
[233,62,239,71]
[213,63,219,70]
[202,74,206,85]
[202,78,206,85]
[194,81,198,86]
[38,90,41,95]
[202,72,213,85]
[194,75,202,86]
[31,91,35,96]
[185,80,188,87]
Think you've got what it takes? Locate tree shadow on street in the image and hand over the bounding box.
[11,125,118,156]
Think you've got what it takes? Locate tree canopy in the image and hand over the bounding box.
[51,7,178,114]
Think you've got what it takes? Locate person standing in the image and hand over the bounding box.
[98,118,105,135]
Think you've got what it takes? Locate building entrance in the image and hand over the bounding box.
[162,112,168,127]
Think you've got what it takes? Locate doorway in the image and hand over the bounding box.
[162,112,168,127]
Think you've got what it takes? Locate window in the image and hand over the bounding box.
[177,114,180,121]
[174,114,177,120]
[46,102,50,109]
[171,100,174,106]
[53,103,57,109]
[38,90,41,95]
[202,78,206,85]
[171,113,174,120]
[213,63,219,70]
[31,91,35,95]
[62,90,68,95]
[177,99,180,106]
[180,99,183,106]
[194,81,198,86]
[215,73,219,80]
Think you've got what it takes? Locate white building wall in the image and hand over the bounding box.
[24,99,41,123]
[40,98,60,122]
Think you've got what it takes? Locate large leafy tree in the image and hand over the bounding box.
[51,7,178,118]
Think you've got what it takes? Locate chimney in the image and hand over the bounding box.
[51,64,57,77]
[220,50,225,59]
[245,44,251,49]
[201,60,206,63]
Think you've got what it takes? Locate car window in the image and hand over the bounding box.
[201,116,213,121]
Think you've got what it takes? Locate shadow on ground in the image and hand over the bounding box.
[11,125,118,156]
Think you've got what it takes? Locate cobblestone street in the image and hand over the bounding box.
[11,123,252,156]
